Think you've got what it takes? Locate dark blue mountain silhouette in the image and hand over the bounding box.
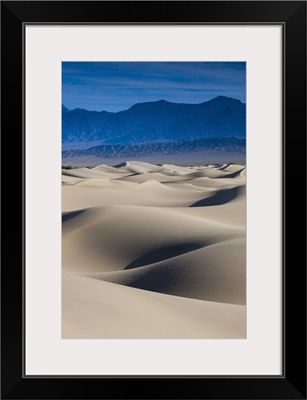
[62,96,245,145]
[62,104,70,114]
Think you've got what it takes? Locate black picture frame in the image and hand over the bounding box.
[1,1,306,399]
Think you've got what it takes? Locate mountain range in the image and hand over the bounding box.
[62,96,246,159]
[62,137,245,159]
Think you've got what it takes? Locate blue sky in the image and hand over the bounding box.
[62,62,246,112]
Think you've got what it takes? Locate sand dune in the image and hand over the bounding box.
[62,274,246,339]
[62,161,246,338]
[83,238,245,305]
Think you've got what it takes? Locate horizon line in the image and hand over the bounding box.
[62,95,246,114]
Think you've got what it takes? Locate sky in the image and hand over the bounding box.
[62,62,246,112]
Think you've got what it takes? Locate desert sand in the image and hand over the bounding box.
[62,161,246,338]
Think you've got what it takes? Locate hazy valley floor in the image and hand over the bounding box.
[62,160,246,338]
[62,150,246,168]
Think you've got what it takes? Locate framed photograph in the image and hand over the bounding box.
[1,1,306,399]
